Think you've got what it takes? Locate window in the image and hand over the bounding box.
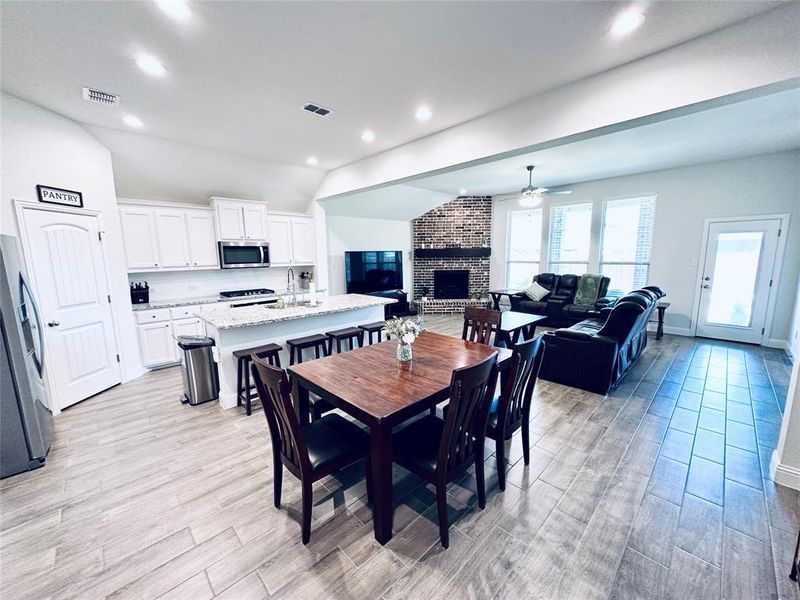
[599,196,656,294]
[505,209,542,288]
[548,203,592,274]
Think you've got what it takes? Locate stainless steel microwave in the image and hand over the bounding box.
[218,241,270,269]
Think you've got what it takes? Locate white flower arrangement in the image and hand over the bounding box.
[384,316,423,345]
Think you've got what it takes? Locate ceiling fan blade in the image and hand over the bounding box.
[546,190,572,195]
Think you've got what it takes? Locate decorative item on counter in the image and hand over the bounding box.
[384,316,423,362]
[130,281,149,304]
[275,298,287,309]
[306,271,318,307]
[298,271,312,291]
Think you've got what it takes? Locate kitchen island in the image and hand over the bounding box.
[199,293,396,409]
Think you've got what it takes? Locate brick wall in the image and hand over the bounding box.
[412,196,493,300]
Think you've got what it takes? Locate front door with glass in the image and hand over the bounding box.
[696,219,781,344]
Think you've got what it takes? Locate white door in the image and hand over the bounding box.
[696,218,781,344]
[22,208,121,408]
[138,322,176,367]
[291,218,316,264]
[155,210,191,268]
[185,212,218,268]
[268,216,293,265]
[119,207,159,269]
[172,317,205,338]
[243,204,268,241]
[216,202,245,240]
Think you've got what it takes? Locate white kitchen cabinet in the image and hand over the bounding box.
[211,197,269,241]
[120,207,160,269]
[185,212,219,268]
[155,210,191,268]
[291,217,316,264]
[267,214,316,266]
[137,321,176,367]
[243,204,269,241]
[267,215,293,265]
[172,316,205,339]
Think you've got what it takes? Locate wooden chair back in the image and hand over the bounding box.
[462,307,501,346]
[497,336,544,434]
[438,352,498,476]
[251,356,309,473]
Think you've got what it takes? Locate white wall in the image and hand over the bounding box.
[326,216,412,296]
[492,151,800,344]
[788,276,800,360]
[0,93,142,381]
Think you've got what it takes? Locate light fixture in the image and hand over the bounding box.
[459,188,467,196]
[518,165,547,208]
[610,7,645,37]
[361,129,375,143]
[123,115,144,128]
[154,0,192,23]
[306,156,319,166]
[135,53,166,77]
[415,104,432,121]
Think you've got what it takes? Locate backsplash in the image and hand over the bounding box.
[129,266,314,301]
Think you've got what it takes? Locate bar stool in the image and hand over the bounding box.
[325,327,364,353]
[286,333,330,366]
[286,333,332,421]
[358,321,386,345]
[233,343,282,416]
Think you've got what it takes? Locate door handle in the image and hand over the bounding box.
[47,321,60,327]
[703,276,711,281]
[702,284,710,289]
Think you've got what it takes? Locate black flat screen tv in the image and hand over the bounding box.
[345,251,403,294]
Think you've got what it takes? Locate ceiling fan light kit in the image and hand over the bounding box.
[518,165,547,208]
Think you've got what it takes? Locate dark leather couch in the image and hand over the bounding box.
[538,286,666,394]
[509,273,611,326]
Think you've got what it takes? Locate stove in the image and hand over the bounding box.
[219,288,275,298]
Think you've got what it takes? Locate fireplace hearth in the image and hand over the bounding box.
[434,270,469,299]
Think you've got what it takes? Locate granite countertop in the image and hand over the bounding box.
[131,288,326,311]
[198,293,395,330]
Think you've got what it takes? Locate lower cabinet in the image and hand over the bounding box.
[136,308,206,368]
[137,320,177,367]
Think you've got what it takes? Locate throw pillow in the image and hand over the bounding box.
[524,281,550,302]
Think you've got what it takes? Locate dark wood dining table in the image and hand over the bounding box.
[287,331,512,545]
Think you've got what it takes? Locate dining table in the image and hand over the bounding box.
[497,311,547,346]
[287,330,512,545]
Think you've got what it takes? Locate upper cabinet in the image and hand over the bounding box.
[267,214,316,266]
[119,201,218,272]
[210,197,268,241]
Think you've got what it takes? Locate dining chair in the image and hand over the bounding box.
[485,336,544,491]
[462,306,501,345]
[250,356,372,544]
[392,352,499,548]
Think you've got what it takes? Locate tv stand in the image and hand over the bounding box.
[364,290,411,318]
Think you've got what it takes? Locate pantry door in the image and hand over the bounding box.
[20,204,121,409]
[695,218,781,344]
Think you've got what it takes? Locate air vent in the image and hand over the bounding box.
[82,87,120,106]
[302,102,332,117]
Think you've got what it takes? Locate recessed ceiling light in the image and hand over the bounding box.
[610,7,645,37]
[154,0,192,23]
[361,130,375,143]
[135,53,166,77]
[306,156,319,166]
[459,189,467,195]
[123,115,144,128]
[415,105,432,122]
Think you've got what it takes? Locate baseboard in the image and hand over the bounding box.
[218,390,237,410]
[122,366,147,383]
[771,450,800,490]
[647,323,693,337]
[765,337,788,350]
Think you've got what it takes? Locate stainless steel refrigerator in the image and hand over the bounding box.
[0,235,53,479]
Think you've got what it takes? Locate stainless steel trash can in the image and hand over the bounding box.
[177,336,219,405]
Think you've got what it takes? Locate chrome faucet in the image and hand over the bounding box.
[287,267,297,306]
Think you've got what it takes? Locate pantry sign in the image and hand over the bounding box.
[36,185,83,208]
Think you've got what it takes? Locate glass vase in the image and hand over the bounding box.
[396,342,413,362]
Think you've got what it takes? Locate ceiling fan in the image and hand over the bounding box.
[518,165,571,207]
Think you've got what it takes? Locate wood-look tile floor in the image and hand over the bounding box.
[2,315,798,600]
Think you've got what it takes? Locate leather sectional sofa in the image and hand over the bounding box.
[509,273,612,326]
[538,286,666,394]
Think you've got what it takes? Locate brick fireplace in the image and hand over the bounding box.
[412,196,492,314]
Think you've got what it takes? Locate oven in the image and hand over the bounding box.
[218,241,270,269]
